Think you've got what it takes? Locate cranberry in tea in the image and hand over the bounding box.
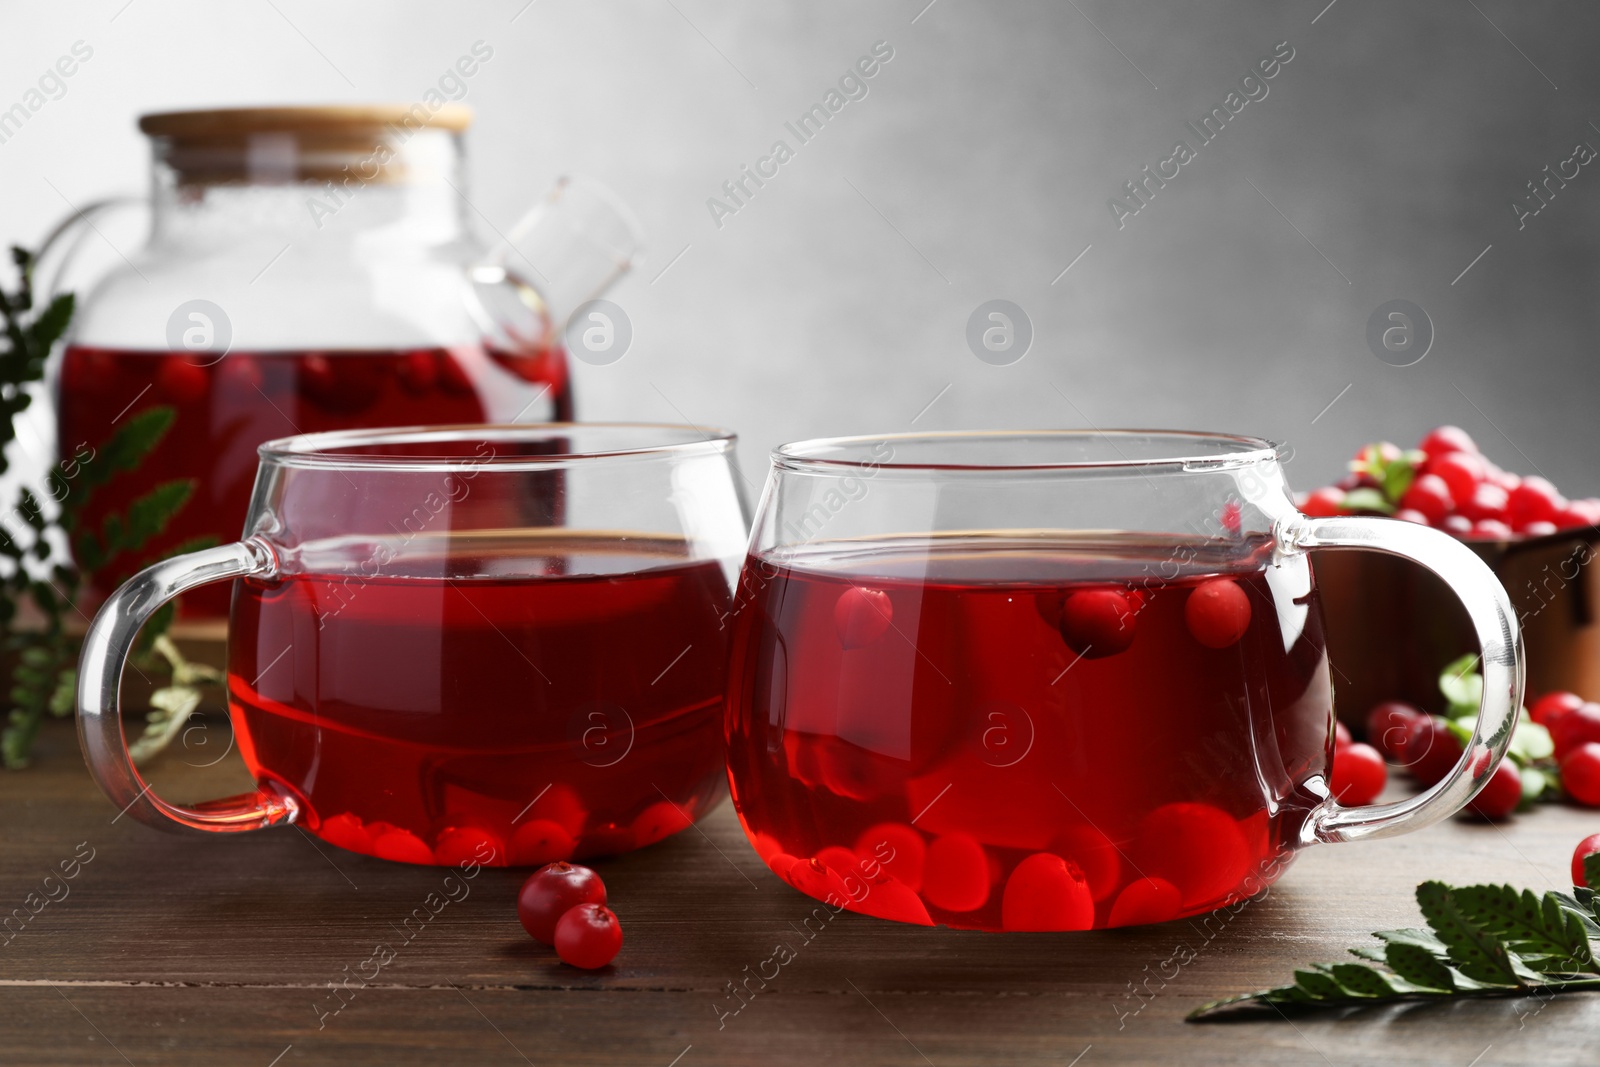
[725,534,1333,931]
[229,533,729,864]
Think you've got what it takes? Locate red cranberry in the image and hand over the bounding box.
[554,903,623,969]
[1459,482,1509,523]
[319,812,369,853]
[1560,743,1600,807]
[854,822,926,892]
[1508,476,1564,530]
[1366,701,1427,759]
[397,350,439,395]
[1441,514,1474,538]
[1428,451,1487,507]
[1331,742,1386,805]
[920,833,990,912]
[1522,520,1559,537]
[1000,853,1094,931]
[1334,721,1353,751]
[1299,487,1346,517]
[1530,691,1584,729]
[1050,824,1123,903]
[433,825,504,866]
[630,801,693,848]
[1466,759,1523,820]
[370,827,434,864]
[1184,578,1252,649]
[1107,877,1182,928]
[1401,716,1463,786]
[1059,589,1137,657]
[1394,508,1431,525]
[1553,704,1600,759]
[1572,833,1600,887]
[518,862,607,944]
[1469,518,1513,541]
[509,819,577,867]
[834,586,893,649]
[1399,473,1453,525]
[157,358,209,404]
[1418,425,1477,460]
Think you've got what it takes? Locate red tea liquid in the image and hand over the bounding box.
[724,535,1334,930]
[228,534,731,865]
[57,344,571,616]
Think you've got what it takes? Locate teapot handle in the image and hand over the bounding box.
[1278,514,1523,844]
[34,195,146,301]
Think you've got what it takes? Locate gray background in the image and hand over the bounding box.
[3,0,1596,496]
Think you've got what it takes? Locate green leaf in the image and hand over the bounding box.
[1439,655,1483,714]
[1450,884,1595,971]
[1383,940,1455,992]
[1340,486,1396,515]
[24,293,73,353]
[72,406,176,497]
[119,479,192,554]
[1416,881,1524,986]
[1326,963,1397,998]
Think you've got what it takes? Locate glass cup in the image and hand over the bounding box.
[78,424,747,866]
[724,431,1521,930]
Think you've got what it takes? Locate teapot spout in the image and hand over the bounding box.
[495,175,644,324]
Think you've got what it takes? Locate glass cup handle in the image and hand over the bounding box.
[75,537,298,834]
[1278,514,1524,844]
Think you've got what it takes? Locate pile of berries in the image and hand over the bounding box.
[1331,687,1600,821]
[1299,425,1599,541]
[517,862,623,969]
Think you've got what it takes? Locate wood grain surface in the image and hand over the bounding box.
[1,717,1596,1067]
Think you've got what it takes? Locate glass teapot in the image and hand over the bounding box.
[45,105,642,618]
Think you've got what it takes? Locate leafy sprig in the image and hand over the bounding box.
[1190,857,1600,1019]
[0,246,210,768]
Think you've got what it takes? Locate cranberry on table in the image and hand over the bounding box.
[1418,425,1477,460]
[1394,508,1430,525]
[1552,703,1600,759]
[1466,758,1523,820]
[1560,743,1600,807]
[1058,589,1137,657]
[1572,833,1600,887]
[518,862,607,944]
[1184,578,1252,649]
[554,903,623,969]
[1331,742,1386,805]
[1400,716,1463,787]
[1529,691,1585,730]
[1366,701,1426,760]
[1000,853,1094,932]
[1440,514,1473,538]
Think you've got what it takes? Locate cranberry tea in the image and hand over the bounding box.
[726,534,1332,930]
[231,533,729,865]
[77,425,748,855]
[721,431,1520,931]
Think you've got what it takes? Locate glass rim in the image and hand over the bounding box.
[258,423,736,471]
[772,429,1283,473]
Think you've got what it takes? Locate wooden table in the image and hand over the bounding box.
[2,718,1597,1067]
